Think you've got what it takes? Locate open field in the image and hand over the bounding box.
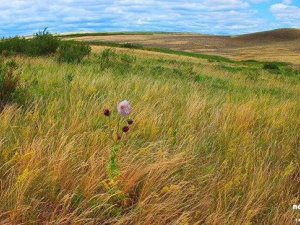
[65,29,300,65]
[1,32,300,224]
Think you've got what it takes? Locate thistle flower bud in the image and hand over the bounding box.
[117,134,122,140]
[103,109,110,116]
[127,119,133,125]
[122,126,129,133]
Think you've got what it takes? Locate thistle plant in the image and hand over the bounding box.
[104,100,134,180]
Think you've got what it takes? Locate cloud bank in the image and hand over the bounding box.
[0,0,299,37]
[270,3,300,27]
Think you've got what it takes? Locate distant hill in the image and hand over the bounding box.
[234,28,300,43]
[66,28,300,64]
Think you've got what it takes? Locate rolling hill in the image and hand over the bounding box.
[63,28,300,65]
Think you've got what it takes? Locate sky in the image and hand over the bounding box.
[0,0,300,37]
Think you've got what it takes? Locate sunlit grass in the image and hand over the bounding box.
[0,49,300,224]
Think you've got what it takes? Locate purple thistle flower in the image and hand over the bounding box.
[127,119,133,125]
[103,109,110,116]
[122,126,130,133]
[117,100,131,116]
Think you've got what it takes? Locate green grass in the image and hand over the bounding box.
[0,47,300,224]
[57,31,177,38]
[80,40,292,68]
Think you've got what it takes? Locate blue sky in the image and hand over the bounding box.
[0,0,299,37]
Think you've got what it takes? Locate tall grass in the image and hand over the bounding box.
[0,48,300,224]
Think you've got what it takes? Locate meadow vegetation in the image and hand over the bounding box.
[0,58,26,110]
[58,41,91,63]
[0,34,300,224]
[0,29,90,63]
[64,28,300,64]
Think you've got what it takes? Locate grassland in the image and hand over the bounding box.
[63,28,300,65]
[1,42,300,224]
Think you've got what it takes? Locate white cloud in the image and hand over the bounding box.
[282,0,292,4]
[248,0,269,3]
[0,0,288,36]
[270,3,300,26]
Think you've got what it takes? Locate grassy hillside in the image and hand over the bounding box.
[234,28,300,43]
[65,28,300,65]
[1,46,300,224]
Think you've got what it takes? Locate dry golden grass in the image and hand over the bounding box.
[90,45,209,64]
[67,28,300,65]
[1,48,300,224]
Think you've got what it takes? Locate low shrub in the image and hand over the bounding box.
[27,28,60,56]
[0,28,59,57]
[0,58,25,110]
[0,36,28,55]
[99,49,136,73]
[262,62,280,71]
[99,48,117,70]
[0,29,93,64]
[58,41,91,63]
[120,42,143,49]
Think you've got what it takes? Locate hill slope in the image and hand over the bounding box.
[64,28,300,64]
[234,28,300,43]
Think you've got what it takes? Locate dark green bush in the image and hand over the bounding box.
[99,48,117,70]
[0,28,59,56]
[99,49,136,73]
[262,62,280,71]
[27,28,60,56]
[58,41,91,63]
[120,43,143,49]
[0,36,28,55]
[0,58,25,110]
[0,28,92,64]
